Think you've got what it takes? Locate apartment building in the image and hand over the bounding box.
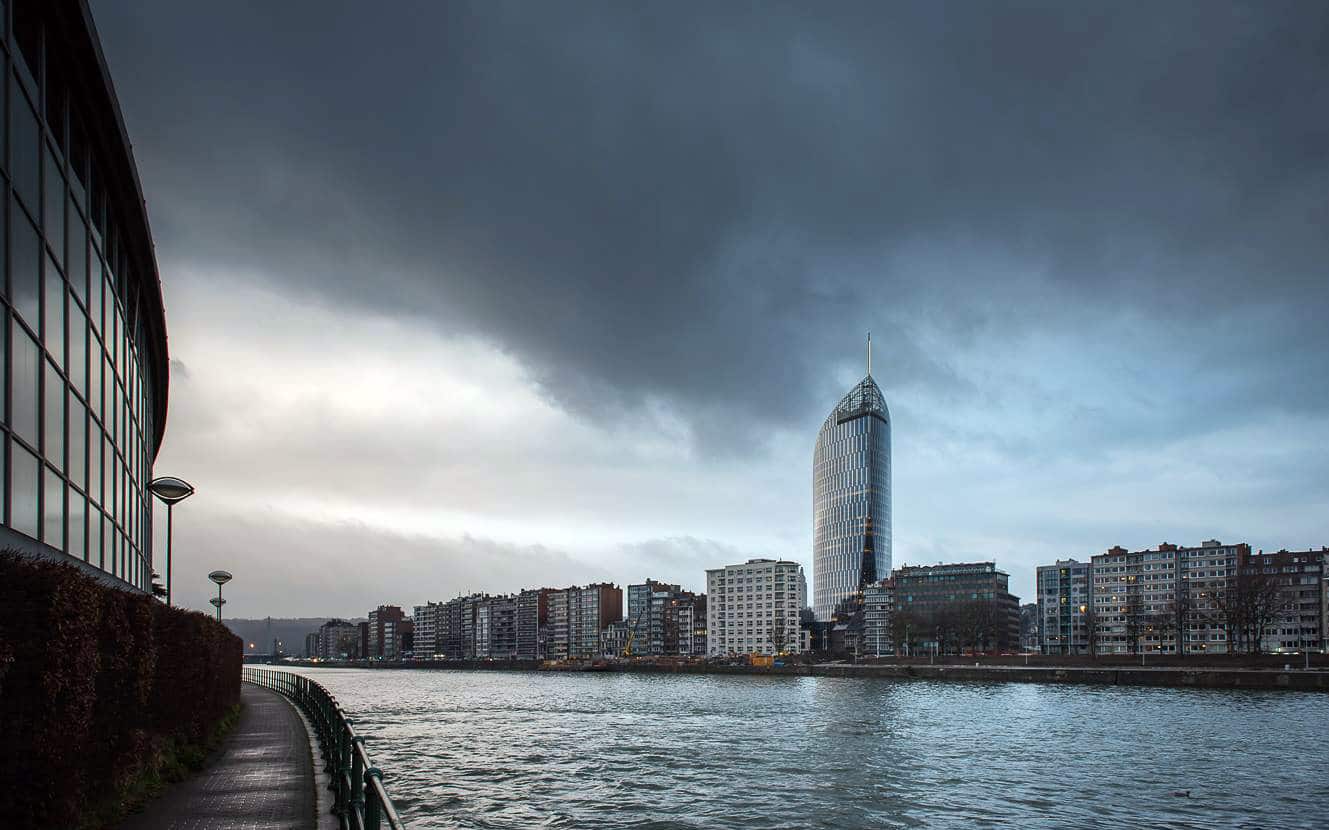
[862,578,895,656]
[317,619,361,660]
[547,583,623,659]
[1248,548,1327,653]
[412,603,441,658]
[706,559,807,656]
[673,595,707,656]
[1037,559,1094,654]
[1091,541,1246,655]
[366,605,406,659]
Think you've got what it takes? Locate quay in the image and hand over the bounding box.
[294,657,1329,692]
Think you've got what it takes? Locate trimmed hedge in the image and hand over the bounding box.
[0,552,242,829]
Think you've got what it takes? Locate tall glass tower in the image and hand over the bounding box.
[813,341,891,620]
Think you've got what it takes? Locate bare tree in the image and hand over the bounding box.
[1215,568,1293,654]
[957,600,997,655]
[1082,603,1099,659]
[1153,589,1194,660]
[1123,593,1146,655]
[770,612,789,655]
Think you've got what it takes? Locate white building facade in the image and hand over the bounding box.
[706,559,807,656]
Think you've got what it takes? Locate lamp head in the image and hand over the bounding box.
[209,597,226,607]
[150,476,196,505]
[208,570,233,586]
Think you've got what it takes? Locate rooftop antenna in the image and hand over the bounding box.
[867,331,872,376]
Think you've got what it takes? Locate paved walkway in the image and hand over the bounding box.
[120,684,316,830]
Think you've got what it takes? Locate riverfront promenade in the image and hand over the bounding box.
[121,684,318,830]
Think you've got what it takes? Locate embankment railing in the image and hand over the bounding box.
[244,667,408,829]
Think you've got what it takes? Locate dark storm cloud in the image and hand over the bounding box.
[94,1,1329,452]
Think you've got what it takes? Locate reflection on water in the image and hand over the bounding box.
[284,668,1329,829]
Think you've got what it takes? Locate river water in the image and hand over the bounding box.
[284,667,1329,829]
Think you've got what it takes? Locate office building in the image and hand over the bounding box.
[706,559,807,656]
[813,345,891,620]
[1036,559,1094,654]
[894,562,1021,652]
[0,0,172,595]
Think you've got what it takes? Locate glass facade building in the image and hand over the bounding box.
[0,1,169,594]
[812,375,890,620]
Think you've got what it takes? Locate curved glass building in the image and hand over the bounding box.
[0,0,169,593]
[812,374,890,620]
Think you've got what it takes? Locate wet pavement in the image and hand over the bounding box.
[120,683,315,830]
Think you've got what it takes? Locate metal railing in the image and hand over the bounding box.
[244,667,408,829]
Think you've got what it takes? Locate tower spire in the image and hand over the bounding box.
[867,331,872,376]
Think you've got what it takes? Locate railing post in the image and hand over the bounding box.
[351,737,367,821]
[365,768,384,830]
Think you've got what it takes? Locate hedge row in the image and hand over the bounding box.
[0,552,242,828]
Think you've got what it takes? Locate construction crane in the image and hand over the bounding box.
[622,604,648,658]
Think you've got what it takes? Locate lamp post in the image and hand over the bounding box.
[209,570,232,621]
[149,477,195,606]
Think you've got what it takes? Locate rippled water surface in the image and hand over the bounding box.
[284,668,1329,829]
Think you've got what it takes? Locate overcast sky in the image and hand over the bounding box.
[92,1,1329,618]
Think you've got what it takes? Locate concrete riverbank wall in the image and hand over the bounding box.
[282,657,1329,691]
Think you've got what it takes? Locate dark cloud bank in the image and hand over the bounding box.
[94,1,1329,448]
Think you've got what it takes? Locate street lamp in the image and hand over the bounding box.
[208,570,232,621]
[149,476,195,606]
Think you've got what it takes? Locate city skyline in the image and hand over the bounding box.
[84,1,1329,617]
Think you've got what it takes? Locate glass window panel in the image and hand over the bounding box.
[44,146,66,270]
[68,393,86,493]
[68,295,86,396]
[88,509,102,567]
[90,171,104,247]
[9,442,40,539]
[108,354,117,431]
[12,200,41,327]
[104,439,113,511]
[70,120,88,208]
[68,205,87,302]
[43,469,64,551]
[69,491,87,562]
[11,78,40,213]
[103,514,114,577]
[12,326,41,448]
[44,256,64,368]
[90,340,102,419]
[44,362,64,470]
[88,256,101,337]
[103,269,115,335]
[88,424,102,507]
